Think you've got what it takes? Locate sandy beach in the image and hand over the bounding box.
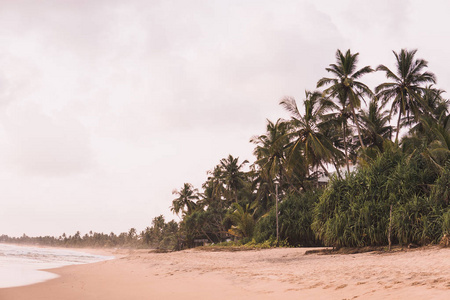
[0,246,449,299]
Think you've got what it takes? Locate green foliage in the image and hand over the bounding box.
[170,48,448,250]
[253,207,276,243]
[431,163,450,205]
[392,196,442,245]
[227,203,255,238]
[442,209,450,235]
[278,192,321,246]
[141,215,180,250]
[312,145,447,248]
[254,191,321,246]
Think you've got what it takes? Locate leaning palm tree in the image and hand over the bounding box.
[280,91,339,177]
[375,49,436,143]
[317,49,374,149]
[171,183,199,216]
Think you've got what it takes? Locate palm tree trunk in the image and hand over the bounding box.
[202,229,214,244]
[388,204,393,251]
[275,184,279,247]
[395,111,402,144]
[319,161,330,177]
[351,105,366,149]
[343,122,350,174]
[278,168,283,191]
[333,160,342,179]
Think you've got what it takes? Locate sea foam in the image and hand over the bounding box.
[0,243,113,288]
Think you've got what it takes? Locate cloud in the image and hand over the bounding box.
[0,104,93,176]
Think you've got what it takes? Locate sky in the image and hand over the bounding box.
[1,0,450,237]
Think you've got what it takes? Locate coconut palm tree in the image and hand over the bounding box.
[317,49,374,149]
[250,118,292,228]
[320,91,355,174]
[171,183,199,216]
[251,119,290,190]
[358,99,393,151]
[200,165,226,209]
[280,91,338,178]
[375,49,436,143]
[219,155,249,204]
[423,113,450,169]
[418,87,448,121]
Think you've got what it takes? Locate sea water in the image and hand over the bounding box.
[0,243,113,288]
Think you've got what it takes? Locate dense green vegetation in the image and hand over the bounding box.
[2,48,448,251]
[172,48,449,249]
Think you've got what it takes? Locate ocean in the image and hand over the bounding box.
[0,243,113,288]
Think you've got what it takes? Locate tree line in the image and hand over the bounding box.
[0,215,181,250]
[172,48,449,249]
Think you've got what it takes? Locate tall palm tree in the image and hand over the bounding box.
[320,91,353,173]
[251,119,290,188]
[171,183,199,216]
[201,165,226,208]
[280,91,339,177]
[219,155,249,204]
[251,119,291,218]
[375,49,436,143]
[317,49,374,149]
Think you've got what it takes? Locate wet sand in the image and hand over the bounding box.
[0,246,449,299]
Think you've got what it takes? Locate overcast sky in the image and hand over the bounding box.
[1,0,450,237]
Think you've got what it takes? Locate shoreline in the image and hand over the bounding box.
[0,243,116,289]
[0,247,449,299]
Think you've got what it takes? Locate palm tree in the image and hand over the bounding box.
[358,99,393,151]
[171,183,199,216]
[219,155,249,204]
[281,91,342,177]
[251,119,290,190]
[375,49,436,143]
[417,87,448,121]
[250,118,292,227]
[317,49,374,149]
[200,166,226,209]
[423,113,450,169]
[227,203,255,238]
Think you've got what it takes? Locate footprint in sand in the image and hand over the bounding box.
[335,284,347,290]
[308,282,324,289]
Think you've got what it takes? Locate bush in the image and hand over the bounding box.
[254,191,321,246]
[312,146,447,248]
